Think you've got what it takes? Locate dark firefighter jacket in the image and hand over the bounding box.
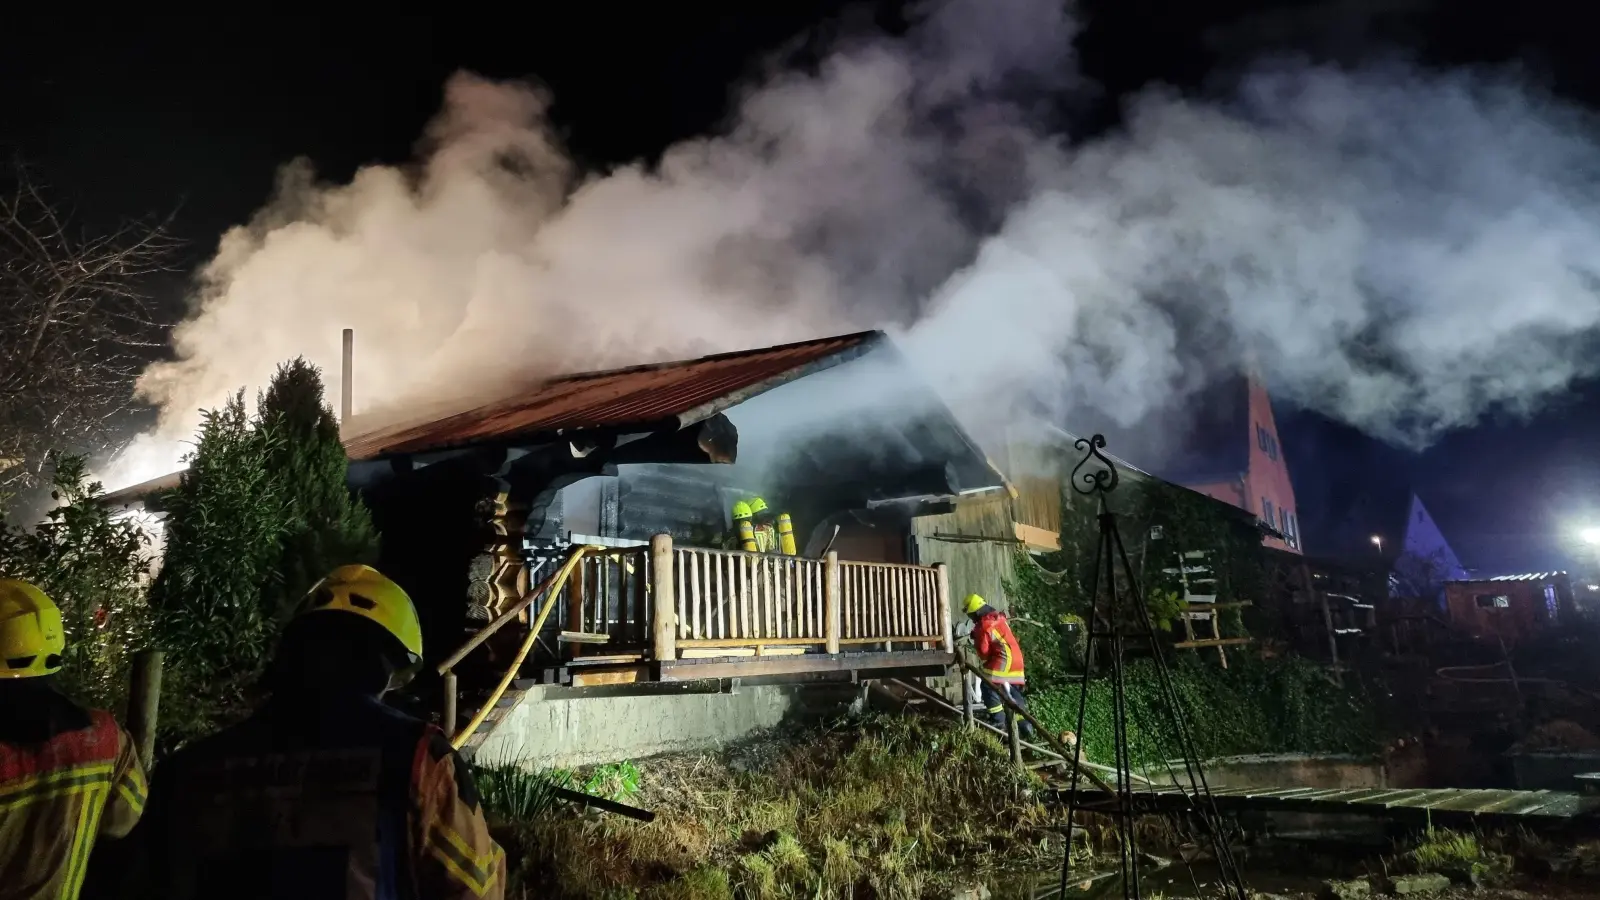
[0,704,147,900]
[141,691,505,900]
[972,609,1026,684]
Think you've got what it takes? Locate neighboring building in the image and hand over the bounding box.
[1181,377,1302,554]
[1388,494,1469,604]
[1093,374,1304,554]
[1442,572,1575,646]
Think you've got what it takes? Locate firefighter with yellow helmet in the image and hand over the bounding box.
[143,565,506,900]
[730,497,796,556]
[963,593,1035,740]
[0,578,148,900]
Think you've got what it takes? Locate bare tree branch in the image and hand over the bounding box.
[0,159,180,506]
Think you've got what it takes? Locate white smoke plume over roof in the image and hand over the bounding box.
[101,0,1600,489]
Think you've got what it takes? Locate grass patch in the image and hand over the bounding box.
[1392,826,1513,885]
[490,715,1062,899]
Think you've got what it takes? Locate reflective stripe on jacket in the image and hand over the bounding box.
[973,610,1026,684]
[0,707,147,900]
[144,692,505,900]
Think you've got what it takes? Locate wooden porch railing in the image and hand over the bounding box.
[437,536,954,746]
[564,546,652,653]
[656,535,952,660]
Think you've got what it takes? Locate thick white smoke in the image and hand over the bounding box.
[102,0,1600,489]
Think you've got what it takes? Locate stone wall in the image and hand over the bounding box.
[469,683,856,769]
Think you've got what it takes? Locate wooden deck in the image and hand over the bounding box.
[444,536,955,699]
[548,536,954,682]
[1049,784,1600,824]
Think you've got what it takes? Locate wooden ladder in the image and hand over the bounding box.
[1165,549,1251,666]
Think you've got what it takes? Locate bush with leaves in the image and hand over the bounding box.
[145,392,287,742]
[0,454,153,712]
[256,358,379,619]
[147,359,379,746]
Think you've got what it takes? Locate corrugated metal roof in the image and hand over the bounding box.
[99,470,185,507]
[1447,571,1569,584]
[344,331,883,461]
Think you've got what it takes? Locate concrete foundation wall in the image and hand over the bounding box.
[470,684,837,769]
[1188,754,1388,791]
[1510,752,1600,791]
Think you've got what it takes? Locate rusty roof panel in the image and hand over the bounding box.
[344,331,882,461]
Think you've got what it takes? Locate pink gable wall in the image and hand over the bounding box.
[1243,378,1303,554]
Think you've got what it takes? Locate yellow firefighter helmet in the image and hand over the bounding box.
[296,565,423,664]
[0,579,66,679]
[731,500,753,521]
[963,593,987,616]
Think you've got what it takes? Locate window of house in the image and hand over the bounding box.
[1288,512,1300,549]
[1544,584,1558,621]
[1279,509,1299,549]
[1257,425,1279,461]
[1474,594,1510,610]
[1262,498,1275,528]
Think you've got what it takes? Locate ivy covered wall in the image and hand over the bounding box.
[1005,459,1379,764]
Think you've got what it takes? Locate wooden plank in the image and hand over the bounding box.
[1243,787,1324,800]
[1373,789,1440,808]
[571,666,647,687]
[839,636,943,644]
[1494,793,1560,816]
[1172,637,1253,650]
[680,648,757,658]
[565,653,644,664]
[1312,788,1394,805]
[678,637,828,647]
[658,649,955,681]
[1296,787,1387,802]
[1014,522,1061,551]
[1386,789,1469,809]
[1468,791,1548,814]
[558,631,612,644]
[753,645,807,658]
[1347,788,1430,806]
[1415,789,1506,812]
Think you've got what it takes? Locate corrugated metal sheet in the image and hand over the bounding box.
[1446,572,1568,584]
[344,331,881,461]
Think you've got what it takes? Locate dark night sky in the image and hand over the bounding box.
[3,2,1598,573]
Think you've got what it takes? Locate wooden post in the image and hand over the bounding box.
[1007,708,1024,767]
[651,534,677,662]
[935,563,953,653]
[566,558,586,659]
[442,671,458,739]
[960,671,975,731]
[1304,562,1342,686]
[824,551,841,654]
[125,650,163,769]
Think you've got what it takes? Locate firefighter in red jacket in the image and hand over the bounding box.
[142,565,505,900]
[964,594,1035,739]
[0,579,147,900]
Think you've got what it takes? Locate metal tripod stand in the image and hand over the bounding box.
[1057,435,1248,900]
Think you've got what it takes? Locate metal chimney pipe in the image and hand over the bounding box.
[340,328,354,425]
